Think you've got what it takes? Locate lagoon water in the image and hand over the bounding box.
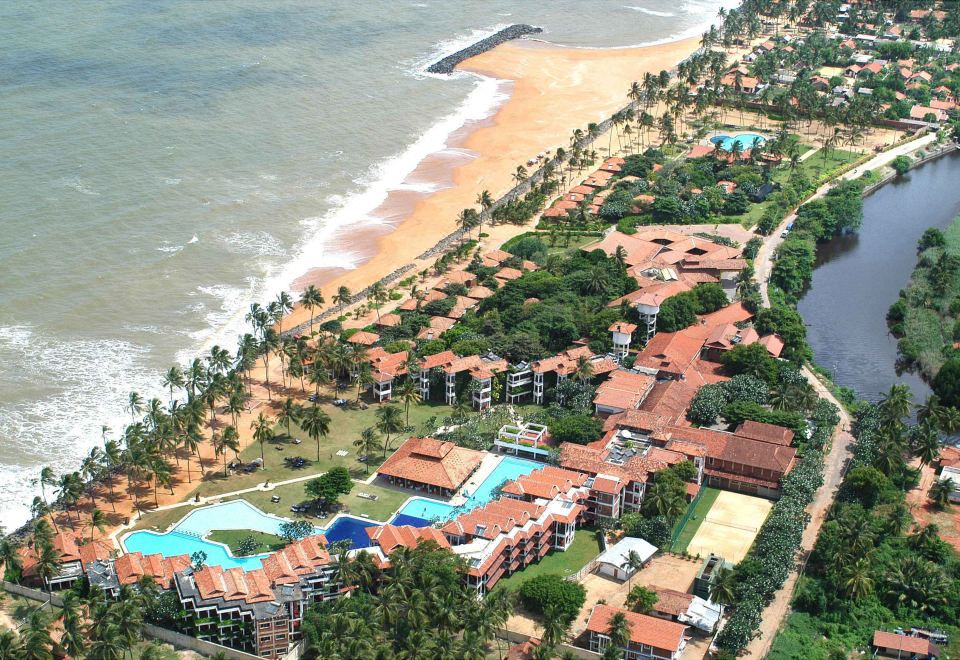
[0,0,735,529]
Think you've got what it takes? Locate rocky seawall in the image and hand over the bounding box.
[427,24,543,74]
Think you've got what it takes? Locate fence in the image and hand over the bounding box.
[670,485,707,549]
[497,626,602,659]
[564,559,600,583]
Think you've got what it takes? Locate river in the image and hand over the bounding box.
[797,150,960,403]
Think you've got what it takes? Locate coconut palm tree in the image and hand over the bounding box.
[396,379,422,427]
[842,557,875,600]
[928,478,953,509]
[220,425,241,475]
[126,391,144,422]
[277,397,302,440]
[0,536,23,583]
[512,165,528,186]
[376,405,405,458]
[88,507,107,542]
[709,565,736,612]
[476,189,494,235]
[333,285,352,318]
[621,549,645,588]
[251,413,274,466]
[0,631,22,658]
[21,610,54,660]
[354,427,381,474]
[300,404,332,462]
[607,611,631,657]
[913,426,942,467]
[59,591,88,658]
[369,281,387,324]
[33,538,61,602]
[300,285,325,335]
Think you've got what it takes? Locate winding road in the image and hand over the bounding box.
[742,133,938,658]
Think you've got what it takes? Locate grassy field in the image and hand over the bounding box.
[670,487,721,553]
[896,215,960,379]
[227,479,414,524]
[738,147,862,227]
[207,529,287,555]
[491,527,603,593]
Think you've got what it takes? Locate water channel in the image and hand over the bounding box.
[797,151,960,403]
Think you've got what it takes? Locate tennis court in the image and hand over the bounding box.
[686,491,772,562]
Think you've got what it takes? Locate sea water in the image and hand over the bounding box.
[0,0,737,530]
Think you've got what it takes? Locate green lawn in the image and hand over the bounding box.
[207,529,287,555]
[227,479,414,524]
[491,527,603,593]
[186,399,456,500]
[670,487,721,553]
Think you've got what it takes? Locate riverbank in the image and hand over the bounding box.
[282,34,706,332]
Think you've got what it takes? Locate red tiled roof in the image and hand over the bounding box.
[651,587,694,616]
[377,437,484,490]
[347,330,380,346]
[634,330,704,376]
[367,525,451,554]
[376,313,403,328]
[531,346,595,376]
[736,420,795,446]
[501,466,589,500]
[115,551,191,589]
[194,565,275,604]
[593,370,656,412]
[872,631,940,656]
[587,605,687,653]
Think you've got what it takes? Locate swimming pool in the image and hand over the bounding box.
[710,133,765,151]
[122,500,379,570]
[394,455,542,522]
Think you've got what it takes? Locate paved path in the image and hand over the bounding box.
[753,132,938,306]
[742,134,939,657]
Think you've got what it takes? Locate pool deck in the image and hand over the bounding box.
[449,452,505,506]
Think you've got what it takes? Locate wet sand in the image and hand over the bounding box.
[285,34,703,328]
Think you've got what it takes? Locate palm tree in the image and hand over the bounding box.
[476,189,494,236]
[277,397,302,439]
[512,165,528,186]
[0,631,22,658]
[621,549,645,588]
[540,604,569,649]
[259,328,281,401]
[879,384,912,426]
[300,285,324,335]
[59,591,88,658]
[369,281,387,324]
[251,413,274,466]
[354,427,382,474]
[913,426,942,466]
[300,404,332,462]
[0,536,23,583]
[33,537,61,601]
[607,611,631,657]
[928,478,953,509]
[709,566,736,612]
[396,379,422,426]
[842,557,875,600]
[219,425,241,475]
[126,391,144,422]
[457,208,479,241]
[21,611,54,660]
[87,626,126,660]
[333,285,352,317]
[88,507,107,542]
[376,405,405,458]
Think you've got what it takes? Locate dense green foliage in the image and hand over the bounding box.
[655,283,731,332]
[548,414,603,445]
[302,544,511,658]
[518,573,587,625]
[770,389,960,659]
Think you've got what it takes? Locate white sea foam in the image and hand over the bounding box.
[625,6,676,18]
[220,230,287,258]
[0,325,165,531]
[408,23,513,79]
[156,243,184,255]
[61,177,101,196]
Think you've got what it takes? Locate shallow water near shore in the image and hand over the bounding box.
[0,0,737,529]
[798,152,960,403]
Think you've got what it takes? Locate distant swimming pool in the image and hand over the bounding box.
[710,133,765,151]
[122,500,378,570]
[395,455,541,522]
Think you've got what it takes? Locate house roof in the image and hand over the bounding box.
[115,551,191,589]
[376,313,403,328]
[193,565,276,604]
[596,536,657,567]
[651,587,695,617]
[500,466,589,500]
[593,370,656,411]
[609,321,638,335]
[531,346,595,376]
[872,631,940,657]
[377,437,485,490]
[347,330,380,346]
[259,535,332,584]
[367,525,450,554]
[736,420,795,446]
[634,330,704,376]
[587,605,687,653]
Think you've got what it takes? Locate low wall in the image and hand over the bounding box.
[862,142,959,196]
[497,627,602,659]
[142,623,263,660]
[3,582,270,660]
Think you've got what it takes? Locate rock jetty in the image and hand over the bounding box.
[426,24,543,74]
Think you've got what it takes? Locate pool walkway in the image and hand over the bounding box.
[107,466,379,545]
[448,453,503,506]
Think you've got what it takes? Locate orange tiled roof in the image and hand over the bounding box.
[587,605,687,653]
[367,525,450,554]
[531,346,595,376]
[593,370,656,411]
[115,551,191,589]
[651,587,694,616]
[634,330,704,376]
[260,535,331,584]
[347,330,381,346]
[500,466,589,500]
[736,420,795,446]
[194,565,276,604]
[377,437,484,490]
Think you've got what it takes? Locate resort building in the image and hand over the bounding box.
[871,631,941,660]
[18,531,114,591]
[86,551,191,597]
[494,422,552,460]
[646,587,722,634]
[376,437,485,497]
[586,604,688,660]
[593,369,656,416]
[529,346,617,405]
[610,321,639,359]
[595,536,657,582]
[440,495,585,595]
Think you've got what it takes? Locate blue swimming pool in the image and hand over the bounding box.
[122,500,379,569]
[710,133,766,151]
[394,455,542,523]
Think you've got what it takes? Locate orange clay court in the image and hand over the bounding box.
[686,491,773,563]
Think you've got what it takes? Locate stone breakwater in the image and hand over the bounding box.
[426,24,543,74]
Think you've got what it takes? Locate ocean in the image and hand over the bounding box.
[0,0,737,530]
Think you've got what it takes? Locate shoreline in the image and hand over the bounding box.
[281,33,705,331]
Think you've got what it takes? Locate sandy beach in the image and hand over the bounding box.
[284,34,703,329]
